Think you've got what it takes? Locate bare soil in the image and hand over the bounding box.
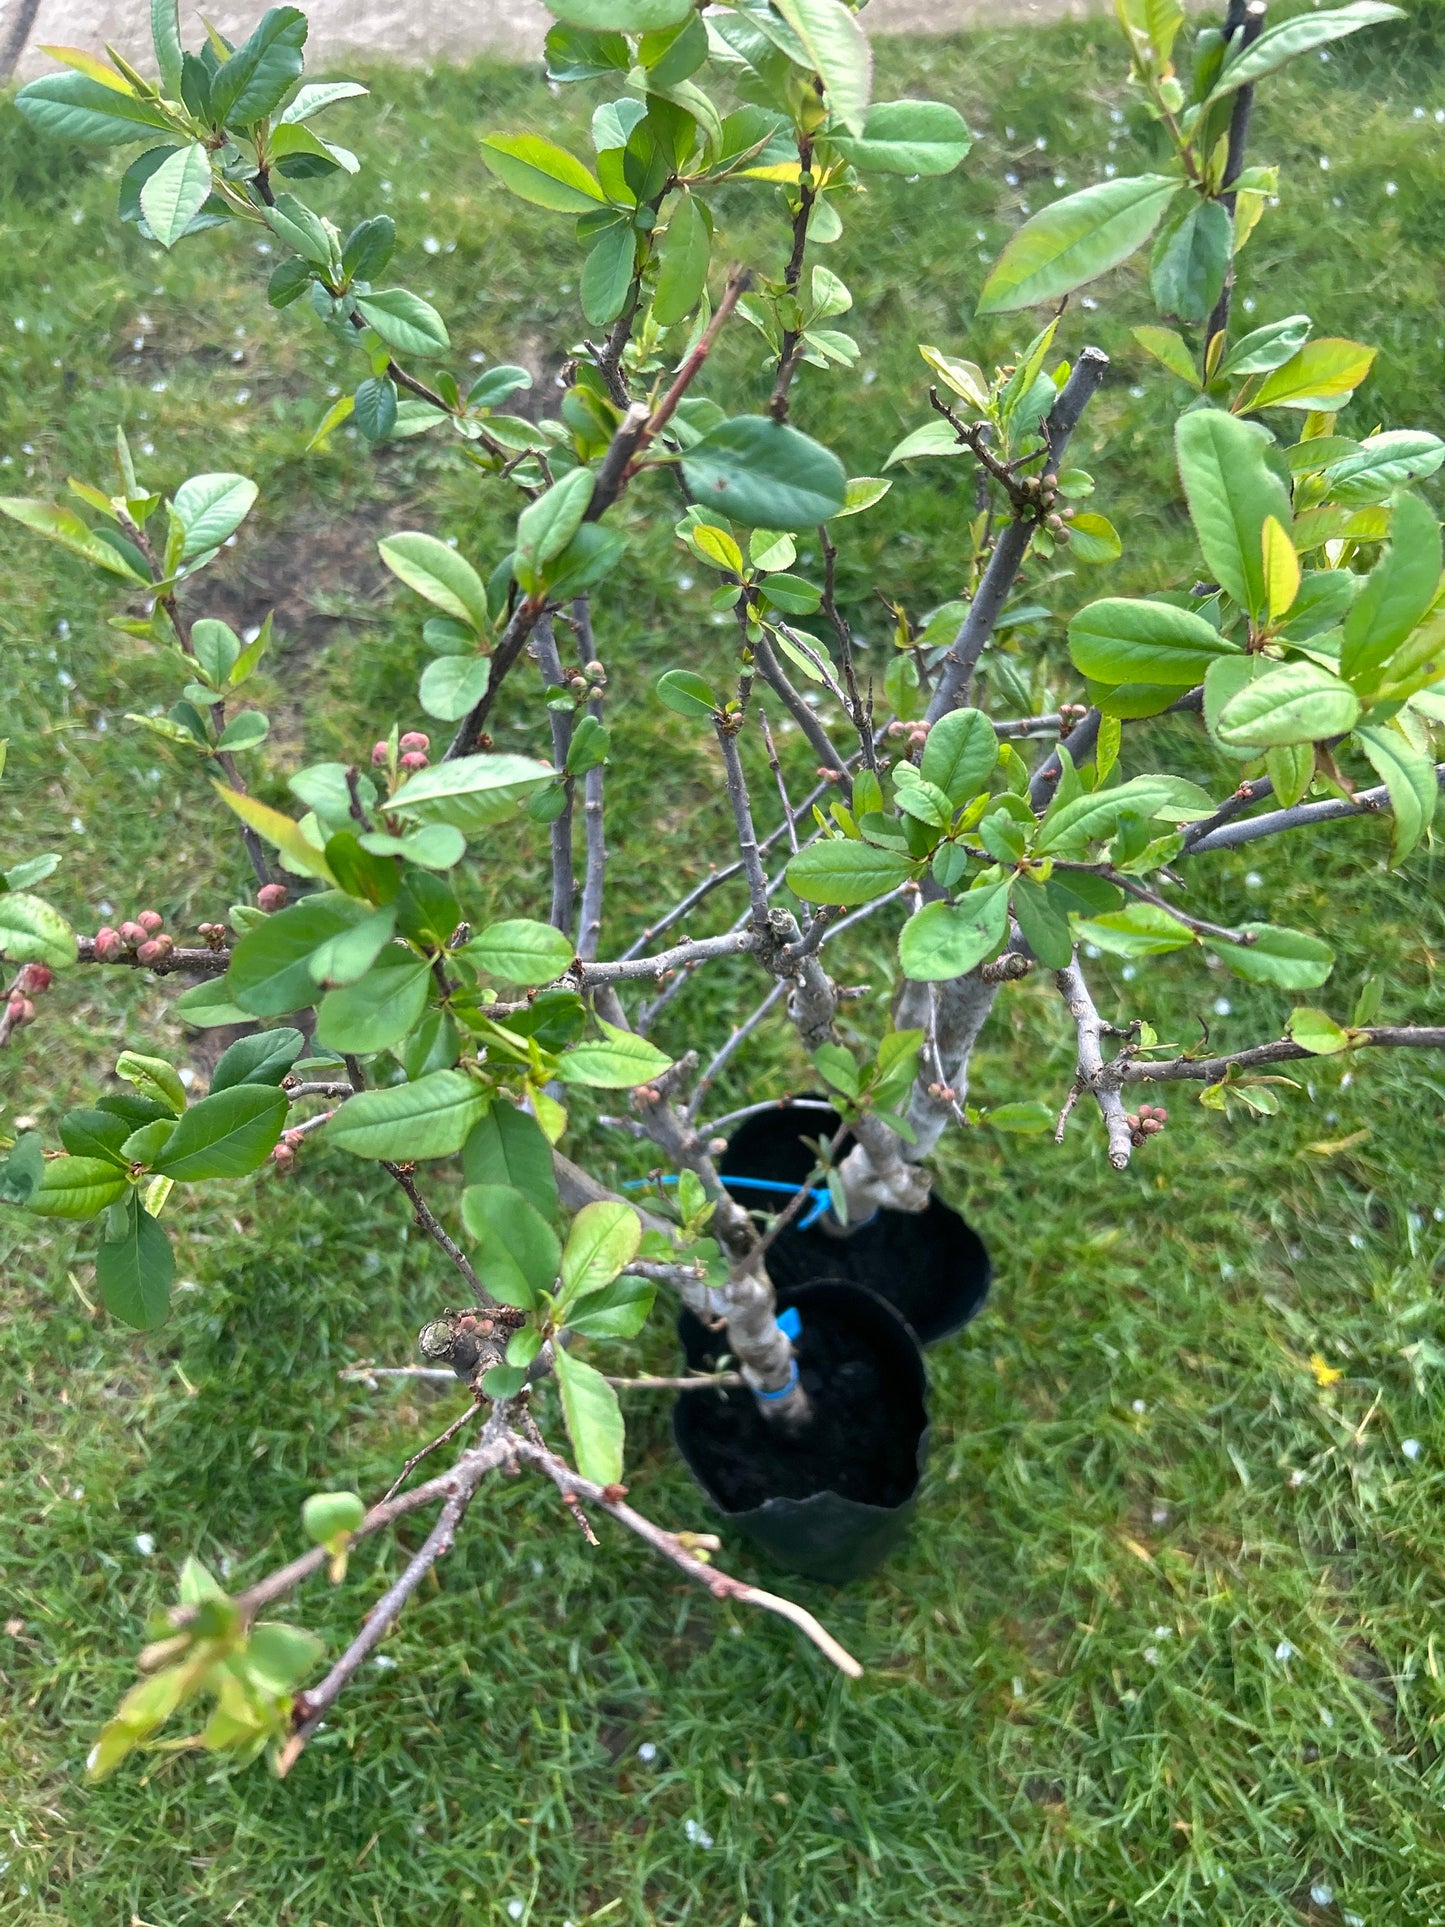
[15,0,1102,79]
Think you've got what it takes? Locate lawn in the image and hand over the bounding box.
[3,8,1445,1924]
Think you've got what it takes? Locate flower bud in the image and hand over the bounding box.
[7,996,35,1026]
[271,1141,296,1169]
[135,938,166,966]
[119,921,145,946]
[399,731,430,753]
[400,749,429,772]
[93,926,124,962]
[17,963,52,994]
[136,910,164,935]
[257,882,289,913]
[371,740,390,767]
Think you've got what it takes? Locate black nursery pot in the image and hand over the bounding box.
[674,1280,929,1584]
[719,1101,991,1346]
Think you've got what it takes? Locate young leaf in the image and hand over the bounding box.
[464,919,576,987]
[323,1070,489,1160]
[653,192,710,325]
[460,1183,561,1308]
[211,1027,306,1092]
[419,655,490,723]
[171,473,259,559]
[1251,338,1376,412]
[786,840,914,905]
[559,1199,642,1304]
[214,787,335,885]
[387,753,555,834]
[0,892,77,970]
[515,467,596,595]
[96,1201,174,1331]
[556,1022,673,1089]
[580,219,636,327]
[977,175,1180,314]
[1132,325,1201,387]
[1354,724,1440,865]
[208,6,308,125]
[378,531,488,630]
[152,1085,288,1181]
[461,1102,558,1220]
[354,290,450,358]
[919,707,997,804]
[830,99,971,175]
[1174,410,1293,622]
[1340,491,1442,690]
[1149,198,1231,323]
[1215,923,1334,988]
[139,143,213,249]
[0,498,151,583]
[1261,515,1300,625]
[115,1050,187,1116]
[656,669,721,718]
[553,1347,625,1486]
[226,894,374,1015]
[774,0,873,137]
[314,949,432,1054]
[1068,597,1236,685]
[898,881,1011,981]
[479,133,606,211]
[1214,659,1360,748]
[27,1155,129,1219]
[1286,1007,1352,1056]
[1211,1,1404,100]
[564,1273,655,1339]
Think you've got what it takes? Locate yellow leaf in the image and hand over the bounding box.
[1122,1537,1157,1567]
[1304,1127,1371,1156]
[38,45,135,90]
[1309,1352,1344,1388]
[1261,514,1300,625]
[213,786,336,886]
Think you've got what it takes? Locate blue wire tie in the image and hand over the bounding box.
[777,1306,802,1342]
[622,1172,832,1232]
[755,1355,800,1401]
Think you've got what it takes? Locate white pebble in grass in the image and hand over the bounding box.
[1132,1399,1146,1415]
[638,1741,658,1762]
[1311,1882,1335,1908]
[1403,1438,1423,1461]
[1319,155,1330,170]
[1344,1914,1364,1926]
[1012,1676,1025,1699]
[1143,1647,1159,1666]
[1152,1505,1169,1525]
[1121,964,1137,982]
[683,1819,714,1849]
[1319,1706,1334,1728]
[1242,297,1256,313]
[1154,1627,1172,1640]
[1289,1469,1305,1488]
[1385,181,1398,197]
[373,1653,398,1671]
[1213,997,1232,1016]
[1275,1639,1295,1662]
[507,1901,525,1920]
[1244,871,1262,889]
[134,1533,155,1556]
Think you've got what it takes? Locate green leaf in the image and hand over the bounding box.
[681,416,847,529]
[0,1132,44,1206]
[1068,597,1236,685]
[479,133,606,211]
[977,174,1180,314]
[172,978,252,1027]
[920,707,997,804]
[1219,314,1313,379]
[353,376,398,442]
[378,530,487,630]
[1067,513,1122,565]
[460,1183,561,1308]
[1355,724,1440,865]
[1215,659,1360,747]
[653,192,710,325]
[883,418,966,468]
[1286,1006,1352,1055]
[244,1621,324,1696]
[558,1200,642,1306]
[1251,338,1376,412]
[786,840,914,906]
[581,219,636,327]
[0,892,77,969]
[1073,901,1197,957]
[214,787,335,886]
[172,473,258,561]
[1324,431,1445,505]
[1132,325,1201,387]
[1149,197,1231,323]
[59,1108,131,1165]
[0,498,150,583]
[515,468,596,596]
[830,98,971,174]
[898,881,1011,981]
[553,1347,624,1485]
[217,710,268,752]
[264,191,332,265]
[565,1273,656,1339]
[775,0,872,136]
[152,1085,287,1180]
[984,1100,1057,1134]
[138,143,213,249]
[1034,775,1181,854]
[211,1027,305,1092]
[551,0,691,29]
[323,1069,489,1161]
[461,1102,558,1220]
[1211,1,1403,99]
[227,894,372,1016]
[208,7,308,125]
[1216,923,1334,989]
[1174,410,1292,622]
[115,1050,186,1116]
[151,0,184,93]
[556,1020,673,1089]
[1340,491,1442,690]
[388,753,554,835]
[655,669,720,718]
[354,289,450,358]
[315,949,432,1055]
[15,72,173,144]
[96,1201,174,1331]
[282,80,369,123]
[464,919,576,987]
[27,1156,129,1220]
[1011,875,1074,968]
[1265,741,1315,809]
[418,654,490,723]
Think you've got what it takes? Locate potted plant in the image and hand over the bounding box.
[2,0,1437,1778]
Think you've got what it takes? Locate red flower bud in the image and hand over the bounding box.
[7,996,34,1026]
[271,1141,296,1168]
[17,963,52,994]
[119,921,145,946]
[400,750,429,772]
[371,740,390,767]
[136,910,164,935]
[399,731,430,753]
[257,882,289,913]
[135,939,165,966]
[93,927,124,962]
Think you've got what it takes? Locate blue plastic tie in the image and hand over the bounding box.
[754,1356,800,1401]
[777,1306,802,1342]
[623,1171,832,1232]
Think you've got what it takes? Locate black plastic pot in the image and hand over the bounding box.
[718,1101,991,1346]
[674,1279,929,1584]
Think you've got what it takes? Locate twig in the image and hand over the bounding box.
[698,1095,837,1135]
[382,1161,491,1303]
[818,526,877,771]
[76,937,229,977]
[715,722,773,927]
[1180,765,1444,857]
[509,1433,862,1677]
[606,1371,744,1391]
[534,617,577,934]
[445,598,546,760]
[769,137,815,424]
[759,709,800,856]
[573,596,607,961]
[1055,956,1135,1171]
[687,981,789,1121]
[1206,0,1269,345]
[377,1398,483,1506]
[1122,1026,1445,1084]
[752,634,853,803]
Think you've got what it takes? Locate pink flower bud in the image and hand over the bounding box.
[257,882,289,913]
[399,750,429,772]
[119,921,145,946]
[272,1141,296,1168]
[399,731,430,754]
[135,939,165,966]
[7,996,34,1026]
[17,963,52,994]
[371,740,390,767]
[136,910,164,935]
[93,927,124,962]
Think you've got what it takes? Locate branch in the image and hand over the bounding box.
[752,633,852,801]
[715,722,773,927]
[1055,956,1135,1171]
[1206,0,1269,344]
[510,1433,861,1677]
[1180,764,1445,857]
[769,136,815,424]
[382,1161,491,1304]
[573,597,607,961]
[585,929,757,984]
[926,348,1109,724]
[1121,1025,1445,1084]
[533,617,577,934]
[444,597,546,760]
[818,528,876,770]
[76,936,229,977]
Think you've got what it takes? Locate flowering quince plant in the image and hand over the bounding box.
[2,0,1439,1780]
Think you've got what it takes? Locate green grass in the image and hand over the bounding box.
[4,12,1445,1924]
